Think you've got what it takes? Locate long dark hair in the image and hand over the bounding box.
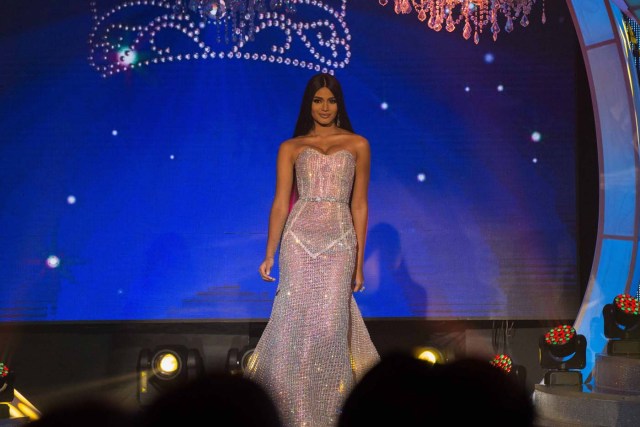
[292,73,354,137]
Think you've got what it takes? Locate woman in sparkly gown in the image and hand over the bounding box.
[246,73,380,427]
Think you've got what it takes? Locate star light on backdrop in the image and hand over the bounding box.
[88,0,351,77]
[378,0,545,44]
[22,230,84,318]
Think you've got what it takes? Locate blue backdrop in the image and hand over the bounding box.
[0,0,580,321]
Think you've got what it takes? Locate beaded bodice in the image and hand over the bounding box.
[295,147,354,204]
[285,147,356,258]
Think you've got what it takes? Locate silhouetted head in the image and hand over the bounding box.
[339,353,535,426]
[26,397,136,427]
[137,372,281,427]
[338,352,438,426]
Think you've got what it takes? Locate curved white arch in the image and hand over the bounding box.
[568,0,640,382]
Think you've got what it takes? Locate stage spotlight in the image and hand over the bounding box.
[490,354,526,389]
[241,346,256,372]
[539,325,586,387]
[603,294,640,356]
[412,346,445,364]
[0,362,15,419]
[489,354,513,374]
[604,293,640,338]
[137,345,204,406]
[226,345,256,375]
[490,353,513,373]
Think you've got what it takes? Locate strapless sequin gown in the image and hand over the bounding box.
[246,147,380,427]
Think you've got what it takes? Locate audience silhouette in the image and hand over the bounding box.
[23,353,535,426]
[24,396,136,427]
[338,352,535,426]
[135,371,281,427]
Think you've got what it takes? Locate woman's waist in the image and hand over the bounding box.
[297,195,350,204]
[285,209,354,232]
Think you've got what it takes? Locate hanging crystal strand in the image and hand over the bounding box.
[244,0,254,43]
[379,0,543,43]
[236,0,247,43]
[472,1,480,44]
[450,0,463,32]
[210,0,220,18]
[413,1,425,22]
[504,14,514,33]
[428,9,436,28]
[438,0,445,24]
[476,0,488,41]
[227,1,235,44]
[462,20,472,39]
[425,0,435,23]
[418,7,427,22]
[218,0,228,18]
[236,6,247,44]
[284,0,296,13]
[224,13,231,44]
[401,0,412,14]
[394,0,401,14]
[445,9,455,32]
[461,0,471,40]
[195,0,209,31]
[490,4,499,42]
[435,1,445,31]
[519,0,533,27]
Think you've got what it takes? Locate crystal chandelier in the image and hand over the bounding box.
[88,0,351,77]
[176,0,298,44]
[378,0,545,44]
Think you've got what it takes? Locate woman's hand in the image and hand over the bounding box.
[258,257,276,282]
[352,268,365,293]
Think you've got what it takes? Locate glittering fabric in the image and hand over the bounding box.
[246,147,380,427]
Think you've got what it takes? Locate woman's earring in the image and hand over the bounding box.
[336,115,341,127]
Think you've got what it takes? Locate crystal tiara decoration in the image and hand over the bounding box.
[88,0,351,77]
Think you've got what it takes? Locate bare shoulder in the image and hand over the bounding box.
[349,134,370,156]
[277,138,299,160]
[279,138,298,149]
[350,134,369,147]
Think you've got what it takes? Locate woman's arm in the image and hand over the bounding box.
[350,136,371,292]
[258,141,295,282]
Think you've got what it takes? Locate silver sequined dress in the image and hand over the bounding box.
[247,147,380,427]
